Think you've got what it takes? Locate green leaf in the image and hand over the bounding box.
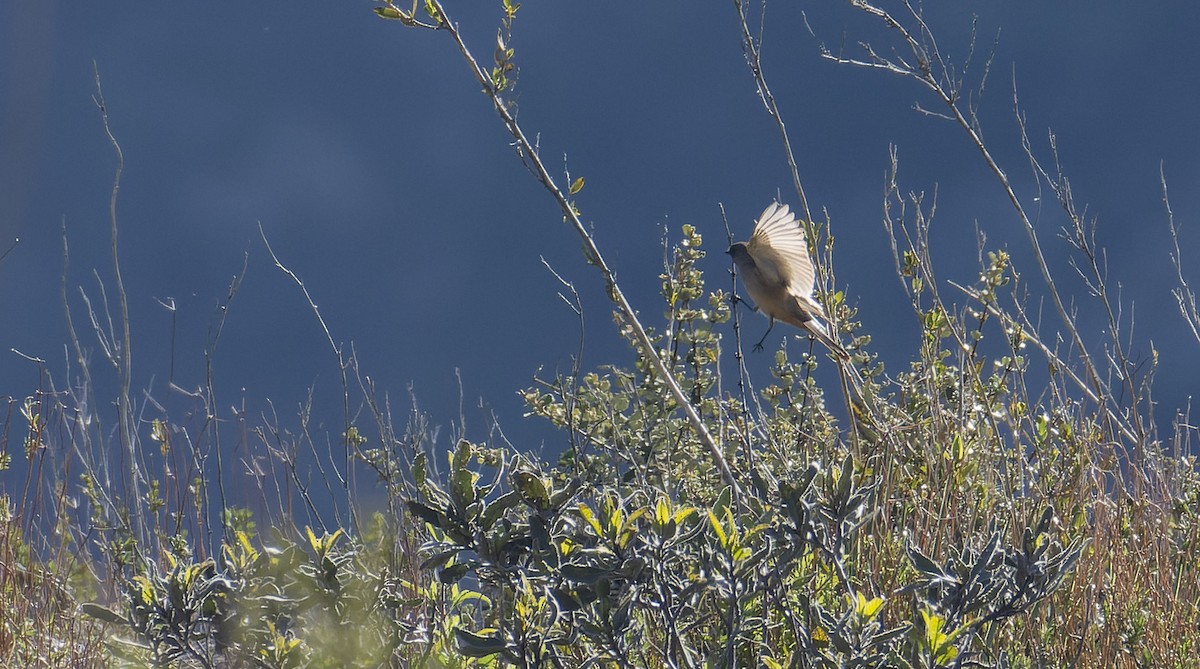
[406,500,448,529]
[853,592,885,619]
[513,470,550,509]
[451,466,481,515]
[569,177,585,194]
[713,485,732,519]
[373,6,407,20]
[454,628,507,657]
[578,503,603,537]
[906,541,947,580]
[560,562,611,584]
[420,547,460,571]
[837,453,854,500]
[80,602,128,625]
[481,490,520,530]
[413,450,428,489]
[673,507,697,526]
[653,496,672,527]
[452,439,472,472]
[439,562,470,584]
[707,510,728,548]
[920,609,962,664]
[548,476,581,508]
[423,0,441,22]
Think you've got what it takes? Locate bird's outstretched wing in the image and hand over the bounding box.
[746,202,823,317]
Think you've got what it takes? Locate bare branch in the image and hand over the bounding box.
[92,62,146,548]
[0,237,18,265]
[258,223,358,532]
[731,0,812,223]
[407,1,743,496]
[1164,165,1200,344]
[818,1,1146,446]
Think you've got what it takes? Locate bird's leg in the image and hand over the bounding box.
[730,293,760,312]
[752,319,775,352]
[729,293,758,314]
[731,291,771,351]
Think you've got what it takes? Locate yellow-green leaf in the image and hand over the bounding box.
[578,503,603,537]
[424,0,442,23]
[921,609,960,664]
[654,496,671,527]
[374,6,407,20]
[854,592,885,619]
[707,510,728,547]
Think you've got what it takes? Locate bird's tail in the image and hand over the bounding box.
[802,321,876,434]
[802,319,851,362]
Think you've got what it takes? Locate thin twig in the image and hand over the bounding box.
[1164,164,1200,345]
[420,1,742,497]
[92,62,145,548]
[0,237,18,265]
[734,0,874,449]
[820,1,1135,446]
[732,0,812,223]
[200,252,249,546]
[258,223,360,534]
[540,255,586,465]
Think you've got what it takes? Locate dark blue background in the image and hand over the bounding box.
[2,2,1197,488]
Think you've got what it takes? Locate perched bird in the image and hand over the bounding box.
[727,201,846,357]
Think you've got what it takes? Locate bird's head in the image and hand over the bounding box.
[726,242,751,263]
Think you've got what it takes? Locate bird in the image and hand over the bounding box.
[727,201,847,358]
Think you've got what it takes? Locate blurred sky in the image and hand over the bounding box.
[2,2,1199,476]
